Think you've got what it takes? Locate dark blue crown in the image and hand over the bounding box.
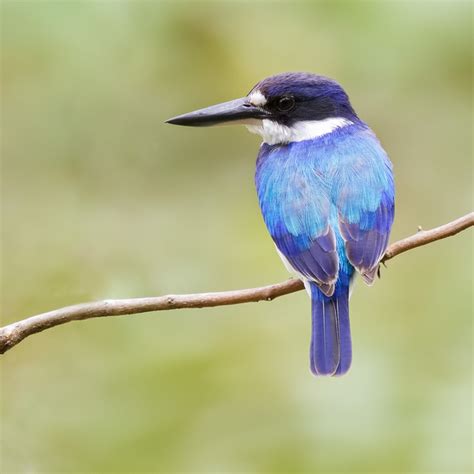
[250,72,358,124]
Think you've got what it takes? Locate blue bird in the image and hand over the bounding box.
[167,72,395,376]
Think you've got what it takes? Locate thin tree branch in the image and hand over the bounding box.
[381,212,474,261]
[1,212,473,355]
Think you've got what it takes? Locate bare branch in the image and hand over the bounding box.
[382,212,474,262]
[1,212,472,355]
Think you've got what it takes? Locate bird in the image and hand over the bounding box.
[166,72,395,376]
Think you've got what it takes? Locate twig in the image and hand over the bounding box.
[1,212,472,355]
[381,212,473,261]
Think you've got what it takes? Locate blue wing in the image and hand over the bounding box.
[333,129,395,283]
[256,143,339,296]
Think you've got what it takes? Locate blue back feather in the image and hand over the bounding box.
[255,121,394,287]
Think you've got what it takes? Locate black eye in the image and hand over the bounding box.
[277,96,295,112]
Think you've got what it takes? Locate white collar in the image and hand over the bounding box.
[246,117,353,145]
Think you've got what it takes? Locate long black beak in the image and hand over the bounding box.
[166,97,269,127]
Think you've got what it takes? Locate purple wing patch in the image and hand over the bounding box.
[275,226,339,296]
[339,195,394,284]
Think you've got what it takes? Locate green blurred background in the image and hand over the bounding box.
[1,1,472,472]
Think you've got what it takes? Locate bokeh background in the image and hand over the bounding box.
[1,1,472,472]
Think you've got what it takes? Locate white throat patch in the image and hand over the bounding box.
[246,117,352,145]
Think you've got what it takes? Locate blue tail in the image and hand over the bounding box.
[309,282,352,376]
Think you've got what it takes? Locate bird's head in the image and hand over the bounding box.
[166,72,359,145]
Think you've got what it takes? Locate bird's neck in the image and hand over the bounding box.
[246,117,356,146]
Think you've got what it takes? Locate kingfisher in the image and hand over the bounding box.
[166,72,395,376]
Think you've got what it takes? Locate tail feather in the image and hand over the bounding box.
[333,295,352,376]
[309,282,352,376]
